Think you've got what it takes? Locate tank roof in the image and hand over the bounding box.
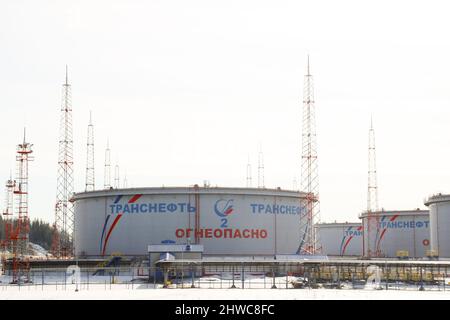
[315,222,361,227]
[73,186,308,201]
[424,194,450,206]
[359,209,429,219]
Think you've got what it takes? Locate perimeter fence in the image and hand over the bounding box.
[1,263,450,291]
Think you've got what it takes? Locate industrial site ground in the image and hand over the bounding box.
[2,273,450,300]
[1,285,450,300]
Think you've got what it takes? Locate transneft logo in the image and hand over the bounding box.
[340,226,363,256]
[378,220,429,229]
[344,229,363,237]
[100,194,142,256]
[101,197,306,251]
[250,204,303,215]
[250,203,306,214]
[214,199,234,218]
[375,215,398,253]
[374,215,429,253]
[108,201,303,216]
[109,202,196,214]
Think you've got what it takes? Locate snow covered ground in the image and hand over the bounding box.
[1,273,450,299]
[1,285,450,300]
[0,242,51,260]
[28,243,49,258]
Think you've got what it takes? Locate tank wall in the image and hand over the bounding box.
[429,201,450,257]
[362,212,430,258]
[316,224,362,256]
[75,192,305,257]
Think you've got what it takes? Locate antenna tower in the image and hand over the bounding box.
[367,117,380,257]
[53,66,74,258]
[104,140,111,189]
[298,56,321,255]
[85,111,95,192]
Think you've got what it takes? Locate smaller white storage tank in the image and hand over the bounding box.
[315,222,363,256]
[360,209,430,258]
[425,194,450,258]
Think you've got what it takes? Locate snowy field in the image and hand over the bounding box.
[1,274,450,299]
[1,285,450,300]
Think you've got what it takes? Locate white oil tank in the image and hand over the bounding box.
[315,222,363,256]
[425,194,450,258]
[360,209,430,258]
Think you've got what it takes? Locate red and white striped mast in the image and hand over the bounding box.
[14,129,34,257]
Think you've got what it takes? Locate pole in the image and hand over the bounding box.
[419,266,424,291]
[231,265,236,288]
[241,263,244,289]
[271,267,276,289]
[385,261,388,290]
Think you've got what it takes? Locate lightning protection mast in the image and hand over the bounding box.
[257,146,265,188]
[246,156,252,188]
[53,66,74,258]
[14,130,34,257]
[367,117,380,258]
[2,174,15,253]
[297,56,321,255]
[114,164,120,189]
[85,111,95,192]
[123,173,128,188]
[104,140,111,189]
[8,130,34,284]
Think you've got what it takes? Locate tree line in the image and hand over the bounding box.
[0,216,53,250]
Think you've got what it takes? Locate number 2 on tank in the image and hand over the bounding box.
[220,218,228,228]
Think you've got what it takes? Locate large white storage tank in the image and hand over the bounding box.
[315,222,362,256]
[360,210,430,258]
[425,194,450,258]
[73,186,308,258]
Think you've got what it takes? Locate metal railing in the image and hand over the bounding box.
[0,264,449,291]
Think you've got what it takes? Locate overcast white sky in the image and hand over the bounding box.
[1,0,450,224]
